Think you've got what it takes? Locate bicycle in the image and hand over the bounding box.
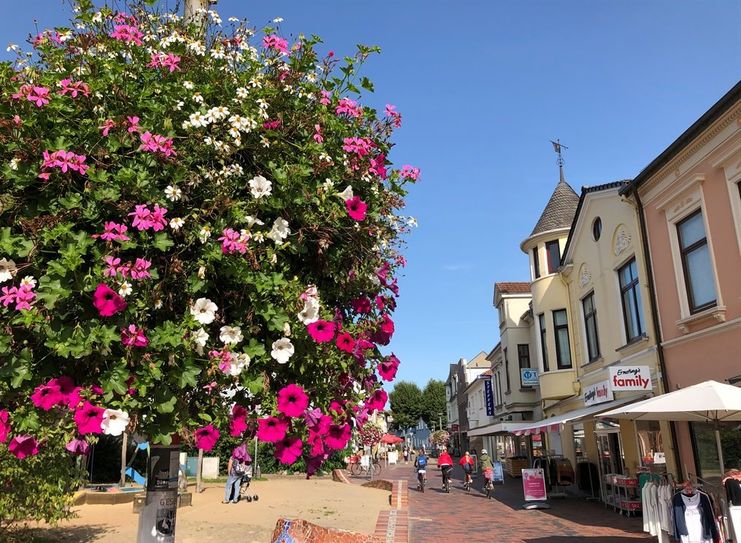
[483,469,495,499]
[440,465,452,493]
[349,455,382,477]
[417,468,426,492]
[462,472,472,492]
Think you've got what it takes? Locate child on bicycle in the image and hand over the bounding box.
[437,447,453,490]
[459,450,474,487]
[414,448,428,490]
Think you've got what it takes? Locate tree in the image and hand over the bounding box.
[421,379,447,429]
[389,381,422,431]
[0,0,418,514]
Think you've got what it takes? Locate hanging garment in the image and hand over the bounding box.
[726,479,741,507]
[658,483,673,535]
[642,481,661,536]
[672,491,718,543]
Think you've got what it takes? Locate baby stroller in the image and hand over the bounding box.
[239,463,258,502]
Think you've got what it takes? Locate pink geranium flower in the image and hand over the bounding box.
[0,410,10,443]
[306,320,336,343]
[275,436,303,465]
[378,354,400,382]
[139,132,176,157]
[319,90,331,106]
[335,97,362,118]
[93,283,127,317]
[335,332,356,354]
[277,384,309,418]
[126,116,142,133]
[100,119,116,136]
[66,437,90,455]
[8,435,40,459]
[194,424,220,451]
[74,402,104,435]
[218,228,248,254]
[324,423,351,451]
[58,79,90,98]
[342,137,373,156]
[121,325,148,347]
[312,124,323,143]
[129,204,168,231]
[94,222,130,242]
[369,154,387,179]
[262,35,289,53]
[400,164,421,181]
[345,196,367,221]
[130,258,152,280]
[256,416,289,443]
[110,24,143,45]
[149,52,181,72]
[385,104,402,128]
[31,382,64,411]
[27,86,51,107]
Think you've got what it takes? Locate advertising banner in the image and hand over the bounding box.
[484,379,495,416]
[521,368,539,387]
[522,468,547,501]
[584,380,614,406]
[609,366,652,391]
[492,461,504,483]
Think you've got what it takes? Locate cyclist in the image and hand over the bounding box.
[459,450,474,489]
[479,448,494,494]
[414,448,429,492]
[437,447,453,491]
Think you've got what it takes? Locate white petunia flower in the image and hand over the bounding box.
[190,297,218,324]
[198,226,211,243]
[248,175,272,199]
[101,409,130,436]
[271,338,294,364]
[337,186,353,200]
[322,178,334,192]
[118,281,132,298]
[164,185,182,201]
[192,327,209,354]
[9,158,20,171]
[219,325,243,345]
[297,298,320,325]
[245,215,264,227]
[227,353,250,376]
[0,258,17,283]
[169,217,184,230]
[266,217,290,243]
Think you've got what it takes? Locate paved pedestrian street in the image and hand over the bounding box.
[379,463,652,543]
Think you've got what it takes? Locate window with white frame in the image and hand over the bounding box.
[676,209,717,314]
[618,258,646,342]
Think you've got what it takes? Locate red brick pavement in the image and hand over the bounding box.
[383,461,654,543]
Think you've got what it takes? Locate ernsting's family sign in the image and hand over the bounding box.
[609,366,652,391]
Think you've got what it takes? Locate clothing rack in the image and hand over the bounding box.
[688,473,734,543]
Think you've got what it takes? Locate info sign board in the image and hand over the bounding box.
[521,368,539,387]
[522,468,547,501]
[584,380,614,406]
[609,366,652,392]
[492,461,504,484]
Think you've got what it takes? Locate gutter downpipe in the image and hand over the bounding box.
[626,187,683,480]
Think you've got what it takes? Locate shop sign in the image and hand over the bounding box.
[584,380,614,406]
[484,379,495,416]
[521,368,539,386]
[609,366,652,391]
[451,423,459,432]
[522,468,547,501]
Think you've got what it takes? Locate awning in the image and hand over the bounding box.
[513,396,644,436]
[468,422,530,437]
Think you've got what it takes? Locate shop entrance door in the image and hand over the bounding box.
[595,423,625,503]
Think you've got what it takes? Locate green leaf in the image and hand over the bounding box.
[153,233,174,252]
[177,364,201,389]
[360,77,375,92]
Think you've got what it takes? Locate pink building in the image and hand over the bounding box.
[622,82,741,480]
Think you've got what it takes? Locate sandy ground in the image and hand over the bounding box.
[30,478,390,543]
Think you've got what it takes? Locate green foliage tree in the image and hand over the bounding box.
[388,381,422,431]
[421,379,447,429]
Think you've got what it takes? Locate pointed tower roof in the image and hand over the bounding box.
[529,178,579,237]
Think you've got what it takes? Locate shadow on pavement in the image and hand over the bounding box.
[28,525,113,543]
[525,538,649,543]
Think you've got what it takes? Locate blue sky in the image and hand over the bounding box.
[3,1,740,390]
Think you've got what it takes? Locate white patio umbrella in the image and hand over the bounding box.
[599,380,741,474]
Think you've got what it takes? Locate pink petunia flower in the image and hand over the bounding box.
[92,283,127,317]
[30,382,64,411]
[366,388,388,412]
[8,435,40,459]
[0,410,10,443]
[262,35,289,53]
[276,384,309,419]
[74,402,104,435]
[306,320,336,343]
[194,424,220,451]
[335,332,356,354]
[345,196,367,221]
[256,416,289,443]
[275,436,303,465]
[324,423,352,451]
[378,354,400,382]
[230,405,249,437]
[351,297,372,314]
[66,437,90,455]
[49,376,81,410]
[121,324,148,347]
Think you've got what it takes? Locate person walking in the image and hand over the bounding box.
[223,444,250,504]
[403,446,409,464]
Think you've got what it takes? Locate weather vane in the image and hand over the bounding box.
[550,139,568,182]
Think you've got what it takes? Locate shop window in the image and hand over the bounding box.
[517,344,531,388]
[552,309,572,369]
[538,313,549,372]
[677,209,717,313]
[618,258,646,342]
[533,247,541,279]
[582,292,600,362]
[690,422,741,481]
[546,240,561,274]
[636,420,666,467]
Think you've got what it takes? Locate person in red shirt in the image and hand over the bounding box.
[438,447,454,491]
[459,451,474,489]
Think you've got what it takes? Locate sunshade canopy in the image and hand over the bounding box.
[380,433,405,444]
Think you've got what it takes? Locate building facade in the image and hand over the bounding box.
[623,82,741,481]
